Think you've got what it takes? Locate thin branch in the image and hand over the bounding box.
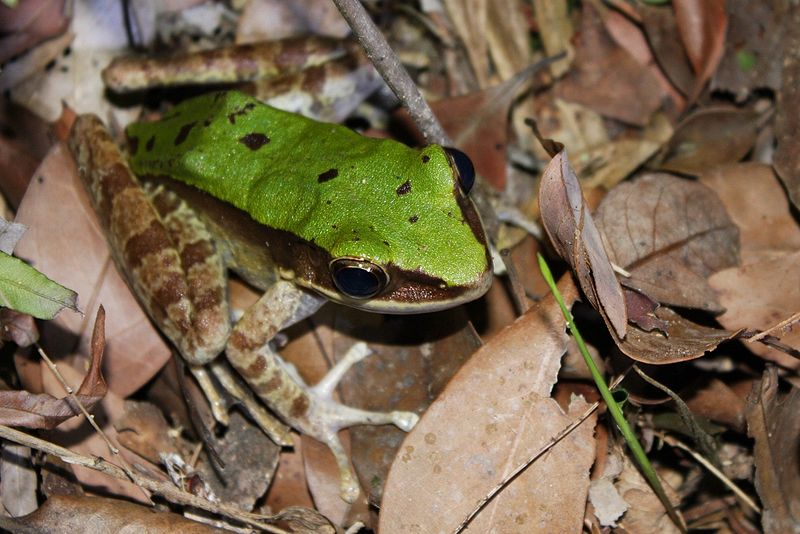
[657,432,760,514]
[331,0,451,146]
[0,424,289,533]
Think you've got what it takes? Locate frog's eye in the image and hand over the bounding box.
[444,147,475,194]
[330,258,388,299]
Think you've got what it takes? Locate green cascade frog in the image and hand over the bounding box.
[70,42,492,502]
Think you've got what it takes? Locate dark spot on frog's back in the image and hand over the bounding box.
[128,135,139,155]
[317,168,338,183]
[174,122,196,146]
[396,179,412,196]
[145,135,155,152]
[409,215,419,223]
[227,102,257,125]
[239,133,270,150]
[422,154,430,163]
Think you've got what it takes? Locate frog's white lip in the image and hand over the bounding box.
[308,268,493,315]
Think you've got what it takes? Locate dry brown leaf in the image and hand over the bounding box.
[685,378,747,432]
[658,108,760,176]
[13,143,172,398]
[639,3,695,96]
[0,0,70,64]
[700,163,800,255]
[237,0,351,43]
[1,443,38,517]
[673,0,728,100]
[745,367,800,533]
[613,305,738,364]
[709,250,800,369]
[380,277,597,533]
[772,2,800,210]
[556,3,663,126]
[0,307,106,429]
[595,173,740,312]
[0,309,38,347]
[539,150,628,338]
[612,448,682,534]
[115,400,178,464]
[532,0,573,77]
[443,0,490,87]
[15,494,220,532]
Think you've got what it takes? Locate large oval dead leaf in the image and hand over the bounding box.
[539,150,627,338]
[380,277,597,533]
[658,108,760,176]
[595,173,739,312]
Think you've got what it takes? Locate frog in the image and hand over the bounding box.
[68,86,492,502]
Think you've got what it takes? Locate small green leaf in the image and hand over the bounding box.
[736,50,757,72]
[0,252,78,320]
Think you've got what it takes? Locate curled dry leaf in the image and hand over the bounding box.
[612,305,739,364]
[773,2,800,210]
[0,307,107,428]
[658,108,760,176]
[745,367,800,534]
[539,150,628,338]
[380,277,597,533]
[595,173,740,313]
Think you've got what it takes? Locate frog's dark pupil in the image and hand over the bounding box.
[330,259,387,299]
[444,147,475,194]
[334,267,381,298]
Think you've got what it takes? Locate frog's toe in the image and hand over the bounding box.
[392,410,419,431]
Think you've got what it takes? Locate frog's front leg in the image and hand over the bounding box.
[226,280,419,503]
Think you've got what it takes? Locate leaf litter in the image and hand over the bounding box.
[1,1,799,533]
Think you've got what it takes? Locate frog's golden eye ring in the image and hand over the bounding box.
[330,258,389,299]
[444,147,475,195]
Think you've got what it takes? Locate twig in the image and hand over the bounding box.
[453,403,597,533]
[656,432,760,514]
[747,311,800,343]
[0,424,290,533]
[35,308,153,503]
[331,0,451,146]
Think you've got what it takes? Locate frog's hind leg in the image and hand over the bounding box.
[226,281,419,503]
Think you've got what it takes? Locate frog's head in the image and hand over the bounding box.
[301,146,493,314]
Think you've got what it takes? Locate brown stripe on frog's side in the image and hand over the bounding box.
[68,115,228,365]
[102,36,353,92]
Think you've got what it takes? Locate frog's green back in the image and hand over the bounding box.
[127,91,487,288]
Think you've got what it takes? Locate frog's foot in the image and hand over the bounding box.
[297,342,419,502]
